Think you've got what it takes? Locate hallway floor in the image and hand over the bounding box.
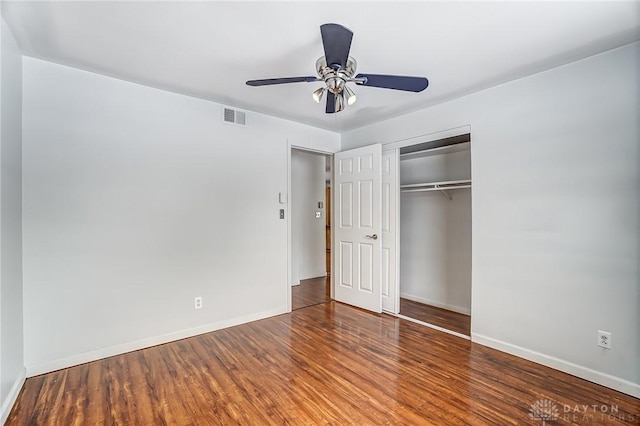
[292,276,330,310]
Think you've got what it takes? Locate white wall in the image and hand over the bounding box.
[400,149,471,315]
[0,17,25,423]
[291,150,326,284]
[22,57,339,375]
[343,43,639,396]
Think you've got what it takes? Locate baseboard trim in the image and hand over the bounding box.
[1,367,26,425]
[26,307,287,378]
[299,273,328,281]
[400,293,471,316]
[292,274,328,287]
[472,333,640,398]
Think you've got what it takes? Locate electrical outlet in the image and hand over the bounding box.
[194,296,202,310]
[597,330,611,349]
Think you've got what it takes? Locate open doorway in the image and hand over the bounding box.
[291,148,332,310]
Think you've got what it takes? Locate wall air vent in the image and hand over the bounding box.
[222,107,246,126]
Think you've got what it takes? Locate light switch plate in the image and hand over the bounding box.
[315,211,322,219]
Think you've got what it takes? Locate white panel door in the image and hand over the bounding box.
[382,150,399,313]
[334,144,382,313]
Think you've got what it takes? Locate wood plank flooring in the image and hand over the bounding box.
[400,298,471,336]
[7,302,639,425]
[292,276,330,310]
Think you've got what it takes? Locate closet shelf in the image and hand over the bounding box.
[399,141,471,160]
[400,179,471,199]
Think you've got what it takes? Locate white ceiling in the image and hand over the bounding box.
[3,1,639,132]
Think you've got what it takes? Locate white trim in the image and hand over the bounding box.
[396,314,471,340]
[286,140,292,312]
[1,367,26,425]
[400,293,471,316]
[393,148,401,314]
[290,145,334,156]
[329,154,335,300]
[472,333,640,398]
[26,307,286,378]
[382,125,471,152]
[381,149,400,314]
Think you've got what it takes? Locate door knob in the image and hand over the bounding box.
[365,234,378,240]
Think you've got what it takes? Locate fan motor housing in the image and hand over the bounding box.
[316,56,357,94]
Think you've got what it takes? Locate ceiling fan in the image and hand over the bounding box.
[246,23,429,114]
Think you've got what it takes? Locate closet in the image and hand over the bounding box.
[397,135,472,336]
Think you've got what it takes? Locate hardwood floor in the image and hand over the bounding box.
[400,298,471,336]
[7,302,639,425]
[292,276,330,310]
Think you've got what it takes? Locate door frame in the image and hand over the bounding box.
[286,143,334,313]
[382,149,400,314]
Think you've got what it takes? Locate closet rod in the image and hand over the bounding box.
[400,179,471,190]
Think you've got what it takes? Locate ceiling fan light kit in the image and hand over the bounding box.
[344,85,357,106]
[246,23,429,114]
[312,86,325,103]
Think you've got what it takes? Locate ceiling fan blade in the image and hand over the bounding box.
[320,23,353,69]
[355,74,429,92]
[246,76,318,86]
[325,91,336,114]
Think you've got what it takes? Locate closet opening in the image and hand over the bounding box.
[397,134,472,337]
